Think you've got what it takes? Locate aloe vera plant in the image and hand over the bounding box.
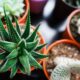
[0,0,24,19]
[0,9,47,78]
[50,57,80,80]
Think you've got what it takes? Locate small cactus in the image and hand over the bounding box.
[50,57,80,80]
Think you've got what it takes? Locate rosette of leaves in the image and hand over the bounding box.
[0,10,47,78]
[0,0,24,18]
[50,57,80,80]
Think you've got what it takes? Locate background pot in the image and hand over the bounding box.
[63,9,80,47]
[47,0,77,26]
[18,0,29,23]
[30,0,48,14]
[43,39,80,80]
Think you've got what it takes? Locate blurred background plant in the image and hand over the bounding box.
[0,0,25,20]
[63,0,80,8]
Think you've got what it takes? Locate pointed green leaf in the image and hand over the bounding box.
[0,18,9,40]
[35,43,46,51]
[26,24,40,42]
[6,49,18,59]
[4,10,21,43]
[0,51,7,59]
[24,49,42,69]
[0,32,4,40]
[0,41,16,52]
[14,17,21,36]
[10,64,18,78]
[19,55,31,75]
[26,40,38,51]
[19,64,26,74]
[22,9,31,38]
[0,59,17,72]
[18,39,26,48]
[31,51,48,59]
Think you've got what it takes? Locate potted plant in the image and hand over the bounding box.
[43,39,80,80]
[64,9,80,47]
[50,57,80,80]
[30,0,48,14]
[0,0,29,23]
[0,9,47,78]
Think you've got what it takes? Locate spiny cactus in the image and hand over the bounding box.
[50,57,80,80]
[0,9,47,78]
[0,0,24,19]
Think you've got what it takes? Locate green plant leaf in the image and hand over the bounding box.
[0,18,9,40]
[18,39,26,48]
[19,54,31,75]
[6,49,18,59]
[26,40,38,51]
[34,43,46,51]
[10,64,18,78]
[0,58,17,72]
[31,51,48,59]
[24,49,42,69]
[19,63,26,74]
[0,51,7,59]
[4,10,21,43]
[26,24,40,42]
[14,17,21,36]
[0,41,16,52]
[22,9,31,38]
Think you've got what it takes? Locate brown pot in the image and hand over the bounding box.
[63,9,80,47]
[4,23,46,73]
[43,39,80,80]
[18,0,29,23]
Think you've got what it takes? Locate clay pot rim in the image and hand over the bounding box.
[4,23,46,73]
[43,39,80,80]
[18,0,29,23]
[67,9,80,44]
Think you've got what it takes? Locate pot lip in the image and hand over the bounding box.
[18,0,29,23]
[43,39,80,80]
[67,9,80,44]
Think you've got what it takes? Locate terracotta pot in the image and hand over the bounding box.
[30,0,48,14]
[18,0,29,23]
[43,39,80,80]
[64,9,80,47]
[4,23,46,73]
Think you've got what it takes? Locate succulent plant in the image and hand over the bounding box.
[0,9,47,78]
[63,0,80,7]
[0,0,25,19]
[50,57,80,80]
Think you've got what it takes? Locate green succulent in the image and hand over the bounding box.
[0,0,24,19]
[50,57,80,80]
[0,9,47,78]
